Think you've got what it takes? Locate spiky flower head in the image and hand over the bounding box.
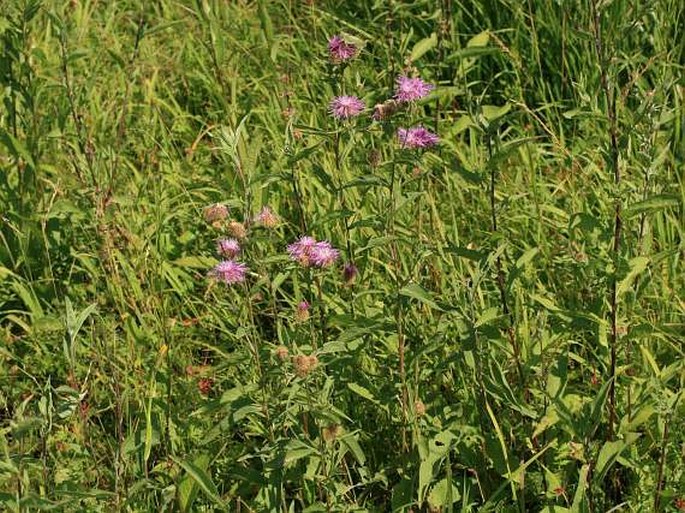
[329,95,365,119]
[287,236,318,266]
[210,260,248,285]
[217,238,240,258]
[204,203,229,224]
[295,300,310,322]
[397,126,440,149]
[310,241,340,268]
[228,221,247,239]
[254,206,279,228]
[394,75,434,103]
[328,35,357,62]
[293,354,319,377]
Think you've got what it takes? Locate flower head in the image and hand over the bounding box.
[328,35,357,62]
[394,75,434,103]
[287,237,340,268]
[228,221,247,239]
[204,203,229,224]
[254,206,279,228]
[310,241,340,268]
[329,95,365,119]
[217,238,240,258]
[210,260,248,285]
[287,236,318,266]
[295,300,310,322]
[343,262,358,284]
[397,126,440,149]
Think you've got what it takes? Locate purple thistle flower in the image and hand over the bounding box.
[217,238,241,258]
[310,241,340,268]
[329,95,365,119]
[397,126,440,149]
[287,236,318,266]
[210,260,248,285]
[328,35,357,62]
[394,75,434,103]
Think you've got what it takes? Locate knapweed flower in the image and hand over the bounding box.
[372,99,400,121]
[204,203,229,224]
[288,237,340,268]
[310,241,340,268]
[343,262,358,284]
[397,126,440,149]
[287,236,318,266]
[293,354,319,377]
[210,260,247,285]
[394,75,434,102]
[328,35,357,62]
[254,206,279,228]
[217,238,240,258]
[295,300,310,322]
[228,221,247,239]
[329,95,365,119]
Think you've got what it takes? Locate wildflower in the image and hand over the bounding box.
[198,378,213,396]
[372,99,400,121]
[328,35,357,62]
[287,236,318,266]
[210,260,248,285]
[397,126,439,149]
[254,206,280,228]
[274,345,290,362]
[343,262,358,284]
[217,238,240,258]
[310,241,340,268]
[293,354,318,377]
[394,75,434,103]
[228,221,247,239]
[204,203,229,224]
[329,95,365,119]
[295,301,310,322]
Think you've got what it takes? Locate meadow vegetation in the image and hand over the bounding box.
[1,0,683,511]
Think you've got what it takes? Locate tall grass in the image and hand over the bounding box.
[1,0,683,511]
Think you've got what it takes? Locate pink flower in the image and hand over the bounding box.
[210,260,248,284]
[217,238,240,258]
[397,126,439,149]
[254,206,279,228]
[328,35,357,62]
[310,241,340,268]
[287,236,318,266]
[394,75,434,103]
[329,95,365,119]
[295,301,310,322]
[287,237,340,268]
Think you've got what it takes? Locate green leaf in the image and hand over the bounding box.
[399,283,443,311]
[346,383,380,405]
[467,31,490,47]
[617,256,649,296]
[178,454,210,513]
[428,477,461,509]
[173,457,226,508]
[410,32,437,61]
[625,194,679,218]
